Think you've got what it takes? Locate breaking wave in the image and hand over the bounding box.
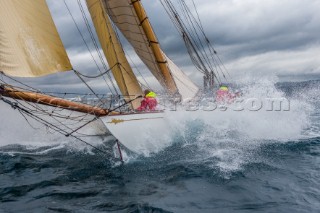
[0,79,319,174]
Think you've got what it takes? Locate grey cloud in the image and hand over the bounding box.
[147,0,320,61]
[37,0,320,93]
[48,0,100,55]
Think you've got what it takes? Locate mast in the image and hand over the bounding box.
[130,0,178,95]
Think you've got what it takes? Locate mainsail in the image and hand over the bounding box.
[86,0,143,109]
[0,0,72,77]
[100,0,199,100]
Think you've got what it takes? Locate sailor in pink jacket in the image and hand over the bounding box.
[215,85,233,103]
[137,89,158,111]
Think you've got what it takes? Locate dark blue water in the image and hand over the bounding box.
[1,80,320,213]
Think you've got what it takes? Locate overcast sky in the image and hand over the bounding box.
[15,0,320,93]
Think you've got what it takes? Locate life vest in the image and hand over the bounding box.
[145,91,156,98]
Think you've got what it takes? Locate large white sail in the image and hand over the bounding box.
[0,0,72,77]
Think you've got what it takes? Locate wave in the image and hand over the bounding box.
[1,78,319,176]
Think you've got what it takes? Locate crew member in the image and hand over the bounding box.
[216,85,233,103]
[137,89,158,111]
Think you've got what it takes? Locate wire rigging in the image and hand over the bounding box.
[0,96,113,157]
[63,0,118,95]
[76,0,119,95]
[159,0,232,88]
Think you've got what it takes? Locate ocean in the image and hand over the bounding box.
[1,80,319,213]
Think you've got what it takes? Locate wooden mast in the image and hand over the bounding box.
[130,0,178,95]
[0,85,110,116]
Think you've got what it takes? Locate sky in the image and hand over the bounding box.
[13,0,320,93]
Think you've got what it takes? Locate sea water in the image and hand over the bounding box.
[0,79,319,212]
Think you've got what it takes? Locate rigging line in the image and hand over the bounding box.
[95,0,146,98]
[65,116,99,137]
[77,0,119,95]
[163,0,207,71]
[0,82,59,99]
[14,95,67,118]
[74,63,118,79]
[17,107,41,130]
[0,85,67,112]
[25,106,90,122]
[178,1,214,71]
[24,106,93,136]
[111,21,151,88]
[161,0,208,74]
[180,0,230,81]
[126,1,163,77]
[180,1,219,79]
[96,2,132,99]
[105,7,163,102]
[0,80,106,97]
[108,95,142,113]
[63,0,116,95]
[0,72,40,92]
[74,70,105,106]
[125,53,151,89]
[160,0,224,84]
[26,108,112,157]
[0,83,101,119]
[118,63,149,90]
[166,63,200,93]
[191,0,205,34]
[41,92,99,96]
[0,97,112,157]
[9,98,85,133]
[216,53,233,80]
[165,16,203,74]
[10,102,73,136]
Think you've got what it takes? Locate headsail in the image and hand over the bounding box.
[165,55,199,101]
[0,0,72,77]
[86,0,142,109]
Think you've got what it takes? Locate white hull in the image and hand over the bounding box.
[100,111,174,155]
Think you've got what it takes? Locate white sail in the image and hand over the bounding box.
[165,55,199,101]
